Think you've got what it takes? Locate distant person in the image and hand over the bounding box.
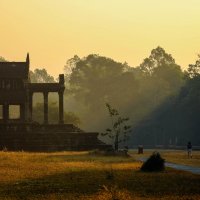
[187,142,192,158]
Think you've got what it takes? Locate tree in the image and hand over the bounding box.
[0,56,7,62]
[139,46,175,76]
[64,55,80,88]
[65,54,139,131]
[67,54,139,109]
[153,63,184,94]
[187,55,200,78]
[30,68,55,83]
[64,50,187,146]
[68,54,127,103]
[126,47,186,147]
[102,103,131,151]
[136,47,184,115]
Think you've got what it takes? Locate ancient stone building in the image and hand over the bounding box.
[0,54,108,151]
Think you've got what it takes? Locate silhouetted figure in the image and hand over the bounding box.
[187,142,192,158]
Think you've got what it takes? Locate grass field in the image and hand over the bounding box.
[132,149,200,167]
[0,151,199,200]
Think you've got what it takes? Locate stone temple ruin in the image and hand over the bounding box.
[0,54,108,151]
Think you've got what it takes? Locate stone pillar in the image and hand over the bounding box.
[3,103,9,122]
[20,104,25,121]
[59,91,64,124]
[24,80,30,122]
[29,93,33,121]
[43,92,48,124]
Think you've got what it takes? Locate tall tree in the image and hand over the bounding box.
[68,54,134,106]
[187,55,200,78]
[65,54,138,131]
[0,56,7,62]
[139,46,175,76]
[137,47,183,105]
[30,68,55,83]
[64,55,80,83]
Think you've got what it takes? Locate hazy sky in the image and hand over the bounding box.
[1,0,200,77]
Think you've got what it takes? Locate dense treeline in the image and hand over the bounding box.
[131,51,200,146]
[133,65,200,146]
[1,47,200,146]
[64,47,199,146]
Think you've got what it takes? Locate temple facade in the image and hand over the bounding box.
[0,54,109,151]
[0,54,64,124]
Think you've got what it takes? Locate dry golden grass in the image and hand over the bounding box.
[132,149,200,167]
[0,151,199,200]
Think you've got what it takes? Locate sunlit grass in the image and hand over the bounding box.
[0,151,199,200]
[0,151,138,183]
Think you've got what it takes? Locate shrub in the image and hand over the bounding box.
[141,152,165,172]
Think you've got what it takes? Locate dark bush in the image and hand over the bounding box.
[141,152,165,172]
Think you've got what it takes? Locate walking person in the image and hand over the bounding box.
[187,141,192,158]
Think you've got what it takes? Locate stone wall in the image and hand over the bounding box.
[0,124,110,152]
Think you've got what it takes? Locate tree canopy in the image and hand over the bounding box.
[0,56,7,62]
[187,55,200,78]
[139,47,175,76]
[64,47,186,146]
[30,68,55,83]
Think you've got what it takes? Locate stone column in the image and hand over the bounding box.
[29,93,33,121]
[24,80,30,122]
[59,91,64,124]
[43,92,48,124]
[3,103,9,122]
[20,104,25,121]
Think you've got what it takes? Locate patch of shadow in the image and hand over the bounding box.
[0,168,200,199]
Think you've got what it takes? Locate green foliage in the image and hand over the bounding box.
[67,54,131,104]
[187,54,200,78]
[65,54,138,131]
[133,69,200,146]
[139,46,175,76]
[102,103,131,151]
[64,48,188,146]
[30,68,55,83]
[0,56,7,62]
[64,55,80,89]
[141,152,165,172]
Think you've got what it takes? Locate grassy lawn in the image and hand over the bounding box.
[0,151,199,200]
[131,149,200,167]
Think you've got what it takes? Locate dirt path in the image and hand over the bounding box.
[138,158,200,175]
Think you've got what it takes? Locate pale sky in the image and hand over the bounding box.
[0,0,200,77]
